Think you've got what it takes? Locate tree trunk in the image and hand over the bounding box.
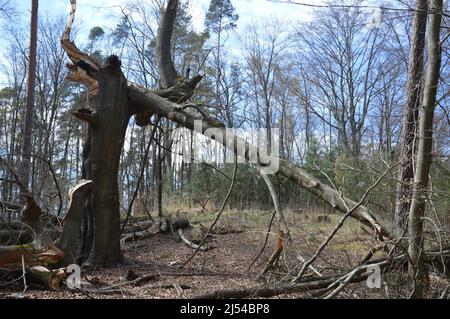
[21,0,39,191]
[395,0,428,231]
[82,62,131,266]
[408,0,442,298]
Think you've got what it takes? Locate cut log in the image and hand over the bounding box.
[56,179,93,265]
[26,265,61,290]
[0,243,64,270]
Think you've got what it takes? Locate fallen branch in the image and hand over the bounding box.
[178,229,208,251]
[292,163,399,282]
[0,243,64,270]
[120,223,161,246]
[129,85,391,240]
[258,230,285,279]
[192,273,369,299]
[56,179,93,265]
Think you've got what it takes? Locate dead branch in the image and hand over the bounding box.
[178,229,208,251]
[261,173,291,243]
[192,273,370,299]
[61,0,99,98]
[258,230,285,279]
[120,224,160,246]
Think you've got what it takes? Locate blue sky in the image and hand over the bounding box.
[0,0,318,84]
[12,0,316,40]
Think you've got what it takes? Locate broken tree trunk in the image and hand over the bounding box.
[21,194,42,237]
[60,0,204,266]
[81,57,131,266]
[56,179,93,265]
[0,243,63,270]
[128,87,391,240]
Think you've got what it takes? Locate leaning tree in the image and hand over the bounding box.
[57,0,390,266]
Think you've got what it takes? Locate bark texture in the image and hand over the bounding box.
[21,0,39,191]
[408,0,443,298]
[83,60,131,266]
[395,0,428,231]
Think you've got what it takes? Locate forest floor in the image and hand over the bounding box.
[0,209,414,299]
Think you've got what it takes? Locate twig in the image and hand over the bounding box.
[21,255,28,293]
[292,163,399,283]
[261,173,292,243]
[248,210,276,270]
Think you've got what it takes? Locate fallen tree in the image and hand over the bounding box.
[0,243,63,270]
[52,0,392,267]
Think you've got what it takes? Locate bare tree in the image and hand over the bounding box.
[407,0,443,299]
[395,0,428,232]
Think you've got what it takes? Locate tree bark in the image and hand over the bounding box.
[82,61,131,266]
[408,0,443,298]
[395,0,428,231]
[21,0,39,191]
[26,265,61,290]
